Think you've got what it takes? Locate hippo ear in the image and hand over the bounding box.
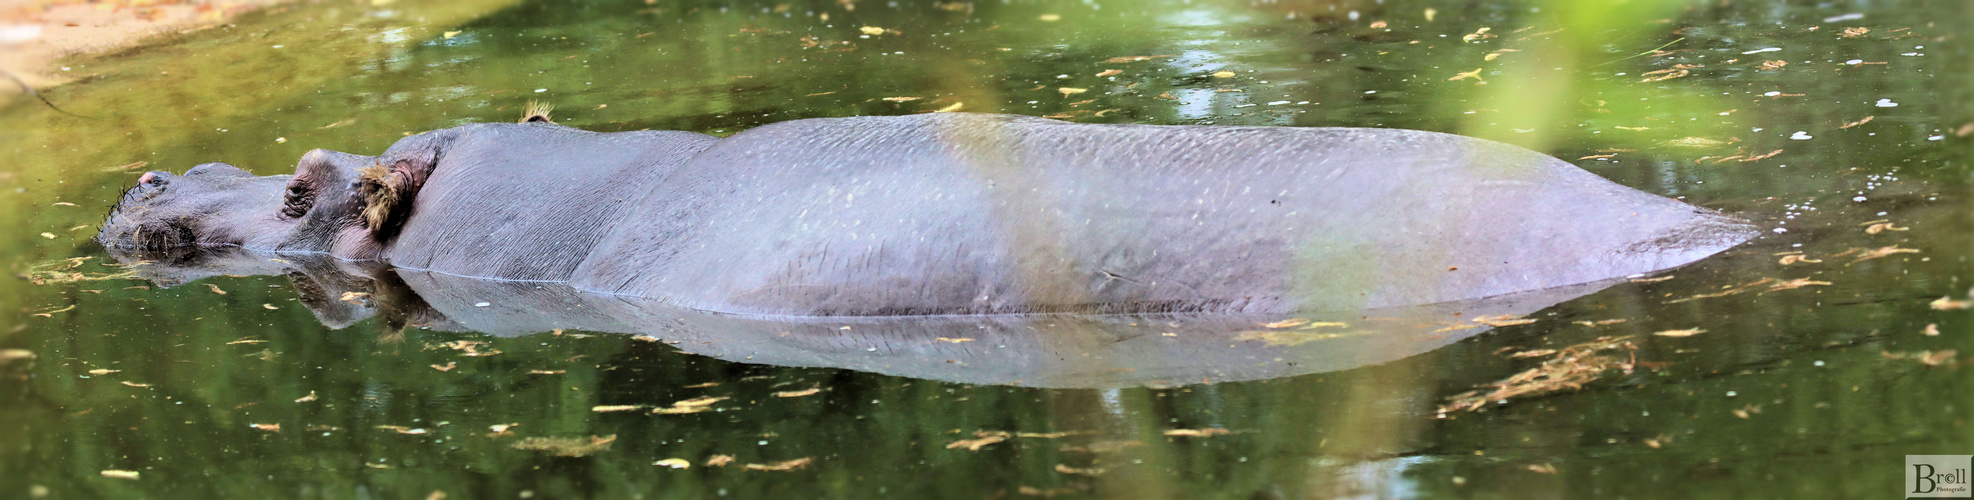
[356,132,448,238]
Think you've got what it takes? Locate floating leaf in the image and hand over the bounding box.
[706,455,736,467]
[945,434,1008,451]
[655,458,691,469]
[1163,428,1231,437]
[1448,68,1483,82]
[1054,464,1105,476]
[745,457,813,471]
[1472,315,1536,327]
[1101,55,1174,63]
[1654,328,1706,338]
[774,387,822,398]
[592,405,642,412]
[296,391,318,403]
[88,369,120,375]
[1211,71,1235,78]
[251,423,281,432]
[1931,296,1970,310]
[101,470,140,480]
[935,337,975,343]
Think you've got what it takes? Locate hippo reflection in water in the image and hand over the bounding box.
[100,113,1755,318]
[111,246,1631,388]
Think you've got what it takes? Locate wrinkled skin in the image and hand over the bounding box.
[100,113,1758,317]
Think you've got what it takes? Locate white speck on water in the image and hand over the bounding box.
[534,88,547,93]
[1845,59,1863,65]
[1875,98,1898,107]
[272,45,284,48]
[1790,131,1812,140]
[474,302,490,307]
[1364,90,1377,94]
[1763,91,1781,97]
[1752,127,1765,132]
[1823,12,1864,22]
[1814,360,1825,367]
[1928,135,1945,141]
[1772,227,1788,233]
[866,347,877,352]
[1267,100,1291,105]
[1742,47,1781,54]
[1853,196,1867,202]
[1902,52,1923,56]
[1727,391,1738,397]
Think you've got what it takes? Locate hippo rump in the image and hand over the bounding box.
[99,113,1756,317]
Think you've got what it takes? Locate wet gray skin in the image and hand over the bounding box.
[98,113,1757,317]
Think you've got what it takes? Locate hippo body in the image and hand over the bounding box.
[100,113,1755,317]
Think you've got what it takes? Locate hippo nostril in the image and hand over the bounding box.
[139,172,156,185]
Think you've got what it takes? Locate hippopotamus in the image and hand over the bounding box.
[99,113,1756,317]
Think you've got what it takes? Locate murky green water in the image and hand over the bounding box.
[3,0,1970,498]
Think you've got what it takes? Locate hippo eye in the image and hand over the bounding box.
[281,185,315,219]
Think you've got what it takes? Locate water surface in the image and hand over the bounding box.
[2,0,1969,498]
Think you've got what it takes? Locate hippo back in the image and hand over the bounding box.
[382,123,720,281]
[571,113,1753,316]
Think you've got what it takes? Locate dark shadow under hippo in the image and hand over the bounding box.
[99,113,1757,317]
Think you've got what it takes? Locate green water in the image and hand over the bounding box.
[3,0,1971,498]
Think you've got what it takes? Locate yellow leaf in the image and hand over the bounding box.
[859,26,885,35]
[1653,328,1706,338]
[655,458,691,469]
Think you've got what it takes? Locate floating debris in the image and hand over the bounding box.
[1448,68,1483,82]
[1526,463,1557,474]
[1438,336,1636,414]
[1643,434,1673,449]
[1101,55,1174,64]
[489,423,519,435]
[1573,319,1627,327]
[1508,349,1557,359]
[1931,296,1970,310]
[1472,315,1536,327]
[100,470,140,480]
[376,425,428,435]
[120,381,151,388]
[1667,278,1774,304]
[1096,69,1122,77]
[513,435,617,457]
[1731,404,1762,419]
[1163,428,1231,438]
[1054,464,1105,476]
[947,431,1009,451]
[1862,220,1908,234]
[296,391,318,403]
[1766,278,1831,292]
[934,337,975,343]
[654,458,691,469]
[206,284,227,295]
[87,369,120,375]
[0,350,34,365]
[1777,253,1822,265]
[1851,246,1920,263]
[1057,87,1087,96]
[1883,350,1958,367]
[1654,328,1706,338]
[745,457,813,471]
[251,423,281,432]
[774,386,822,398]
[1924,324,1941,336]
[592,405,642,412]
[431,362,456,372]
[706,455,736,467]
[24,257,138,286]
[653,396,728,414]
[1211,71,1235,78]
[1840,116,1875,129]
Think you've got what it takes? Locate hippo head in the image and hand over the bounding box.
[98,149,396,258]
